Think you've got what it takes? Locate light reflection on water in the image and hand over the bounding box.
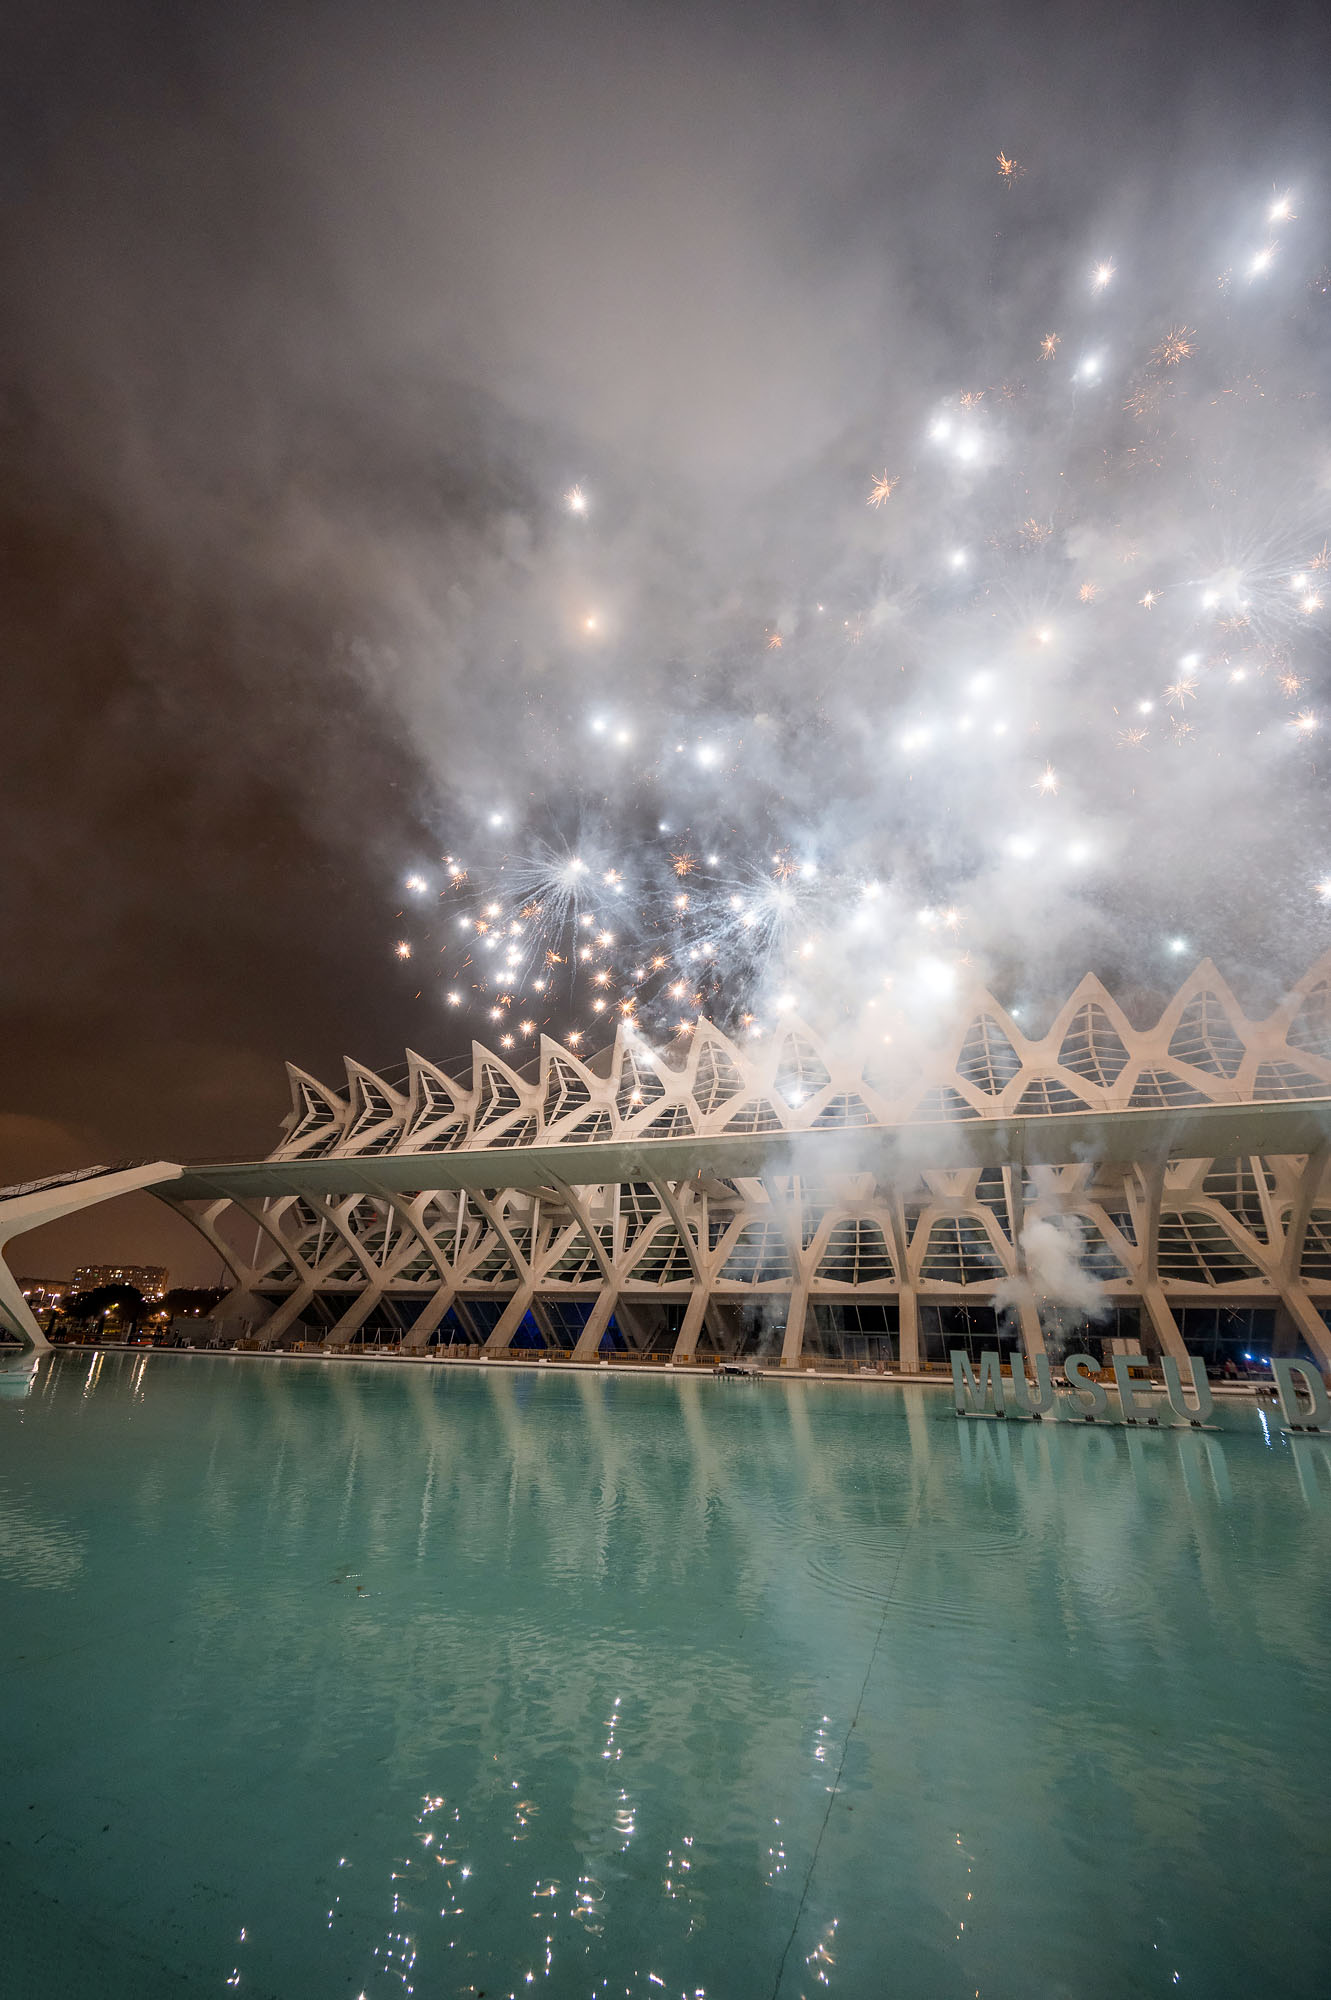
[0,1352,1328,1998]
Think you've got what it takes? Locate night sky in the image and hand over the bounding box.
[5,0,1331,1283]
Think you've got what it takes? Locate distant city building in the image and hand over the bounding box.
[71,1264,168,1299]
[19,1278,68,1313]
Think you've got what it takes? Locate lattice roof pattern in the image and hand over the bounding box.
[274,956,1331,1164]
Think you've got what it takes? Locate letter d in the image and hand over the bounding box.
[1273,1357,1331,1431]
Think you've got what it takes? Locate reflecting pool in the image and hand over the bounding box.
[2,1351,1329,1998]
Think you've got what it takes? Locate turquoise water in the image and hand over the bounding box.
[2,1352,1329,1999]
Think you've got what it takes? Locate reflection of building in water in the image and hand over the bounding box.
[28,1351,1322,1997]
[172,957,1331,1376]
[0,1353,38,1399]
[5,961,1331,1373]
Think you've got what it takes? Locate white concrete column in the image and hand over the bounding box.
[1276,1284,1331,1374]
[897,1287,921,1372]
[529,1298,562,1350]
[886,1190,918,1371]
[0,1260,48,1353]
[1015,1297,1047,1362]
[705,1299,735,1354]
[255,1281,317,1346]
[327,1287,382,1347]
[572,1291,618,1360]
[1002,1166,1046,1363]
[1279,1145,1329,1284]
[780,1281,809,1367]
[1140,1282,1189,1364]
[484,1285,535,1354]
[402,1287,456,1350]
[671,1287,709,1362]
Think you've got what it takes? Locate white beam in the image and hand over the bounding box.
[780,1280,809,1367]
[484,1286,535,1354]
[672,1288,709,1362]
[572,1291,618,1361]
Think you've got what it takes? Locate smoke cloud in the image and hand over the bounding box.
[996,1215,1110,1346]
[5,0,1331,1203]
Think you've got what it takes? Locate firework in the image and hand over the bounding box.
[1153,325,1195,366]
[382,164,1331,1057]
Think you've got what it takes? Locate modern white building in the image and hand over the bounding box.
[3,956,1331,1370]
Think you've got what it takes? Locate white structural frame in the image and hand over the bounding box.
[4,957,1331,1370]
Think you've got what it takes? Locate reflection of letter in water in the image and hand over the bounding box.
[1291,1432,1331,1507]
[957,1410,1013,1480]
[1176,1428,1233,1505]
[1112,1351,1156,1422]
[951,1349,1004,1415]
[1063,1353,1108,1418]
[1160,1354,1214,1424]
[1007,1353,1055,1416]
[1272,1357,1330,1430]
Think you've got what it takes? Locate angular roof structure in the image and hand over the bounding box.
[5,958,1331,1370]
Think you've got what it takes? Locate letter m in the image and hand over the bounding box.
[951,1349,1005,1415]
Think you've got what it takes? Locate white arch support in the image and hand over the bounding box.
[0,1163,185,1352]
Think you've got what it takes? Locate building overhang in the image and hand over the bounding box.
[162,1097,1331,1204]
